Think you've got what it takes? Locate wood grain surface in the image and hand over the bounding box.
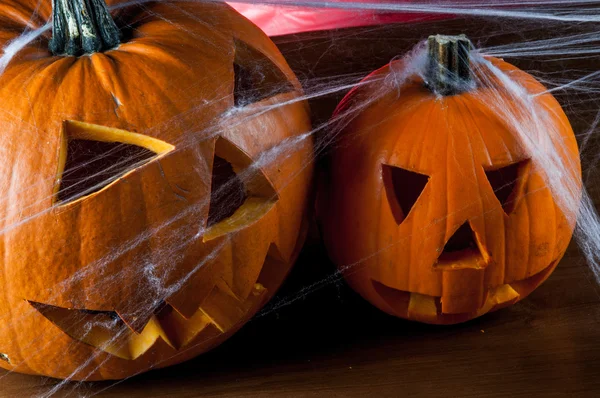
[2,15,600,398]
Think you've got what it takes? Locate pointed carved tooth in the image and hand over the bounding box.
[229,237,272,300]
[165,250,222,320]
[129,316,174,360]
[476,284,521,317]
[408,292,438,318]
[199,282,246,332]
[176,311,214,348]
[256,244,287,292]
[116,310,154,335]
[491,284,520,305]
[157,306,215,349]
[160,283,268,349]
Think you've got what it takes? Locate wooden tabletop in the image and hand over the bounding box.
[2,15,600,398]
[3,243,600,397]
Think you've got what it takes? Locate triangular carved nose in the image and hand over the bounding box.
[435,221,490,270]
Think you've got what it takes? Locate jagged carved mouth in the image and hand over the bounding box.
[373,279,521,318]
[28,235,290,361]
[372,259,557,320]
[29,283,267,360]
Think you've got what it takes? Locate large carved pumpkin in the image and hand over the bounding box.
[0,0,312,380]
[319,35,581,324]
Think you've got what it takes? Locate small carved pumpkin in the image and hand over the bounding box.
[0,0,312,380]
[319,35,581,324]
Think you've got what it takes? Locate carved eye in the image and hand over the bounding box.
[55,121,173,204]
[204,137,278,240]
[207,154,246,227]
[233,39,295,107]
[382,164,429,225]
[484,159,531,215]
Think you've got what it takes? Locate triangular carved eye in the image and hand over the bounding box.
[484,159,530,215]
[55,121,174,204]
[204,137,278,241]
[207,155,247,227]
[382,164,429,225]
[233,39,295,107]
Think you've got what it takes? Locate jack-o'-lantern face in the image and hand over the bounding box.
[319,54,581,325]
[0,1,312,381]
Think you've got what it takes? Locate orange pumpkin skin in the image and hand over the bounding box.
[0,1,312,380]
[319,55,581,325]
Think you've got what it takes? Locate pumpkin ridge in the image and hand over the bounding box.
[0,1,312,380]
[414,102,446,294]
[386,94,435,175]
[458,94,493,166]
[101,51,198,141]
[321,37,579,325]
[0,59,60,134]
[475,90,520,164]
[455,97,491,271]
[0,224,22,372]
[0,2,45,32]
[405,98,436,174]
[88,53,126,118]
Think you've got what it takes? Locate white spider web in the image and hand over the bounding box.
[0,0,599,396]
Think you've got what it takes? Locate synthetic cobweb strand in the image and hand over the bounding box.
[473,55,600,277]
[226,0,600,22]
[0,0,599,396]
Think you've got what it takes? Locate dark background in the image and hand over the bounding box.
[3,16,600,397]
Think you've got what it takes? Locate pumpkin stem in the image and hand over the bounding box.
[426,34,473,95]
[49,0,121,56]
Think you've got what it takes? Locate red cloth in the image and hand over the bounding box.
[228,2,444,36]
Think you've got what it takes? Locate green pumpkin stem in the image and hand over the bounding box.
[426,34,473,96]
[49,0,121,56]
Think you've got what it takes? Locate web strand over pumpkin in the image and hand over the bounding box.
[0,0,598,396]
